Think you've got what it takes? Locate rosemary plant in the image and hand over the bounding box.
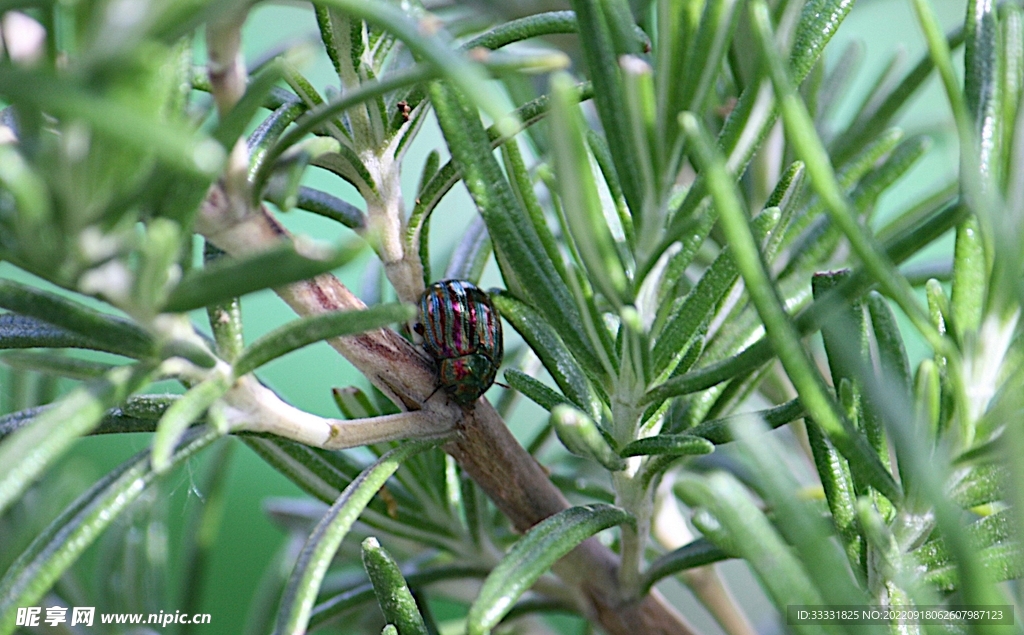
[0,0,1021,633]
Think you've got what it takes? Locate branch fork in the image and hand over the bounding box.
[196,181,696,635]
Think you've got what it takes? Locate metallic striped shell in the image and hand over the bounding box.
[416,280,503,405]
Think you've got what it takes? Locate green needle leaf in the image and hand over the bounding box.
[460,11,579,50]
[0,364,152,517]
[429,81,602,377]
[0,427,220,633]
[151,373,233,473]
[675,472,831,635]
[0,280,155,359]
[466,504,633,635]
[234,303,414,376]
[749,0,942,353]
[681,112,900,504]
[504,369,573,412]
[568,0,644,219]
[550,405,625,471]
[640,538,730,595]
[361,537,429,635]
[492,293,603,420]
[273,440,438,635]
[0,68,224,178]
[163,240,364,313]
[619,434,714,458]
[0,351,116,380]
[315,0,516,134]
[548,72,629,305]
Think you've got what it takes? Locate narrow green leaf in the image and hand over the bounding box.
[652,205,780,376]
[151,374,232,473]
[674,472,830,635]
[273,440,438,635]
[0,427,219,633]
[911,510,1022,590]
[316,0,515,133]
[0,395,177,440]
[998,7,1023,192]
[951,214,987,341]
[0,68,224,178]
[964,0,1000,185]
[248,100,308,181]
[0,351,115,380]
[812,271,868,395]
[750,0,942,353]
[619,55,659,235]
[0,313,126,354]
[309,565,490,628]
[492,293,603,420]
[313,4,345,82]
[444,217,492,283]
[950,463,1006,509]
[500,138,568,285]
[503,369,572,412]
[586,131,634,247]
[244,438,362,504]
[180,441,234,633]
[677,0,742,115]
[429,82,602,376]
[640,538,730,595]
[568,0,645,219]
[234,303,414,376]
[466,504,633,635]
[866,290,911,446]
[649,211,716,336]
[214,61,286,149]
[861,136,932,216]
[831,28,965,165]
[914,358,943,443]
[620,434,714,458]
[549,72,628,305]
[0,280,155,358]
[461,11,578,50]
[361,537,429,635]
[164,240,364,313]
[550,405,624,471]
[686,398,805,443]
[815,40,864,125]
[0,365,151,517]
[923,542,1024,591]
[293,186,366,229]
[733,419,874,615]
[682,112,900,503]
[806,420,864,573]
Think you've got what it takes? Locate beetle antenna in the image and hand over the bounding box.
[424,384,443,403]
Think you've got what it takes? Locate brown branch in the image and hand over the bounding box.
[196,185,698,635]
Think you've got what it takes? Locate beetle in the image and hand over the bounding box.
[414,279,503,405]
